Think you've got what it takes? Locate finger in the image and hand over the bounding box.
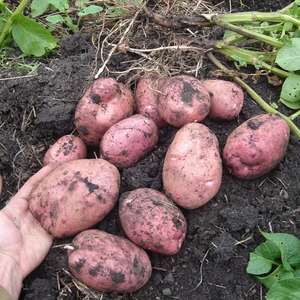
[9,162,60,204]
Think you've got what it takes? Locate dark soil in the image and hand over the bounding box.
[1,1,300,299]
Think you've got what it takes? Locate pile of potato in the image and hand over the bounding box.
[28,75,290,293]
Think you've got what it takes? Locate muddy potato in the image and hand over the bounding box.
[43,134,87,165]
[157,75,211,127]
[203,79,244,120]
[68,229,152,293]
[100,114,159,169]
[119,188,187,255]
[162,123,222,209]
[29,159,120,238]
[223,114,290,179]
[75,77,134,146]
[135,76,168,128]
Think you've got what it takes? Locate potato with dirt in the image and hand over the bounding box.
[68,229,152,293]
[75,77,134,146]
[157,75,211,127]
[100,114,159,169]
[162,123,222,209]
[28,159,120,238]
[222,114,290,179]
[119,188,187,255]
[135,76,168,128]
[203,79,244,120]
[43,134,87,165]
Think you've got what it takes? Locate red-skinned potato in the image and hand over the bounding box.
[119,188,187,255]
[222,114,290,179]
[203,79,244,120]
[75,77,134,146]
[68,229,152,293]
[163,123,222,209]
[100,114,159,169]
[135,76,168,128]
[29,159,120,238]
[157,75,211,127]
[43,134,87,165]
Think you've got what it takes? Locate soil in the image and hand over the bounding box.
[1,0,300,299]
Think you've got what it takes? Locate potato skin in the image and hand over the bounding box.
[162,123,222,209]
[203,79,244,120]
[28,159,120,238]
[75,78,134,146]
[135,76,168,128]
[43,135,87,165]
[157,75,211,127]
[68,229,152,293]
[100,114,159,169]
[119,188,187,255]
[222,114,290,179]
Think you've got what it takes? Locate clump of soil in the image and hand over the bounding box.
[1,1,300,299]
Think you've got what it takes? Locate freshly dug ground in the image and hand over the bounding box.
[1,0,300,299]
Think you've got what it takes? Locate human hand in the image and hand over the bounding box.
[0,164,58,299]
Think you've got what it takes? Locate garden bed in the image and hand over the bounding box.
[1,0,300,299]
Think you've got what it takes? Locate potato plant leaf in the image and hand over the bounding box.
[261,231,300,271]
[266,278,300,300]
[247,230,300,297]
[280,98,300,110]
[11,13,57,57]
[280,75,300,103]
[258,265,295,290]
[246,240,281,275]
[275,38,300,71]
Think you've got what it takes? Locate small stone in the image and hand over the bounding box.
[162,288,172,296]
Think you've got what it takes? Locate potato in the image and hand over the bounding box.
[222,114,290,179]
[43,134,87,165]
[135,76,168,128]
[203,79,244,120]
[100,114,159,169]
[75,78,134,146]
[157,75,211,127]
[29,159,120,238]
[162,123,222,209]
[68,229,152,293]
[119,188,187,255]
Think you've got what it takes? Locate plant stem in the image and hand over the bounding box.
[207,11,300,28]
[0,0,31,47]
[289,109,300,120]
[216,46,291,78]
[206,51,300,139]
[207,15,284,48]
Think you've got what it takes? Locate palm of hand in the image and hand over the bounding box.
[0,165,56,279]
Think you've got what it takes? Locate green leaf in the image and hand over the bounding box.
[257,265,294,289]
[280,75,300,103]
[31,0,50,17]
[77,5,103,17]
[261,231,300,271]
[46,14,65,25]
[247,240,281,275]
[75,0,89,9]
[11,13,57,57]
[266,277,300,300]
[48,0,69,13]
[64,16,77,31]
[280,98,300,110]
[275,38,300,71]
